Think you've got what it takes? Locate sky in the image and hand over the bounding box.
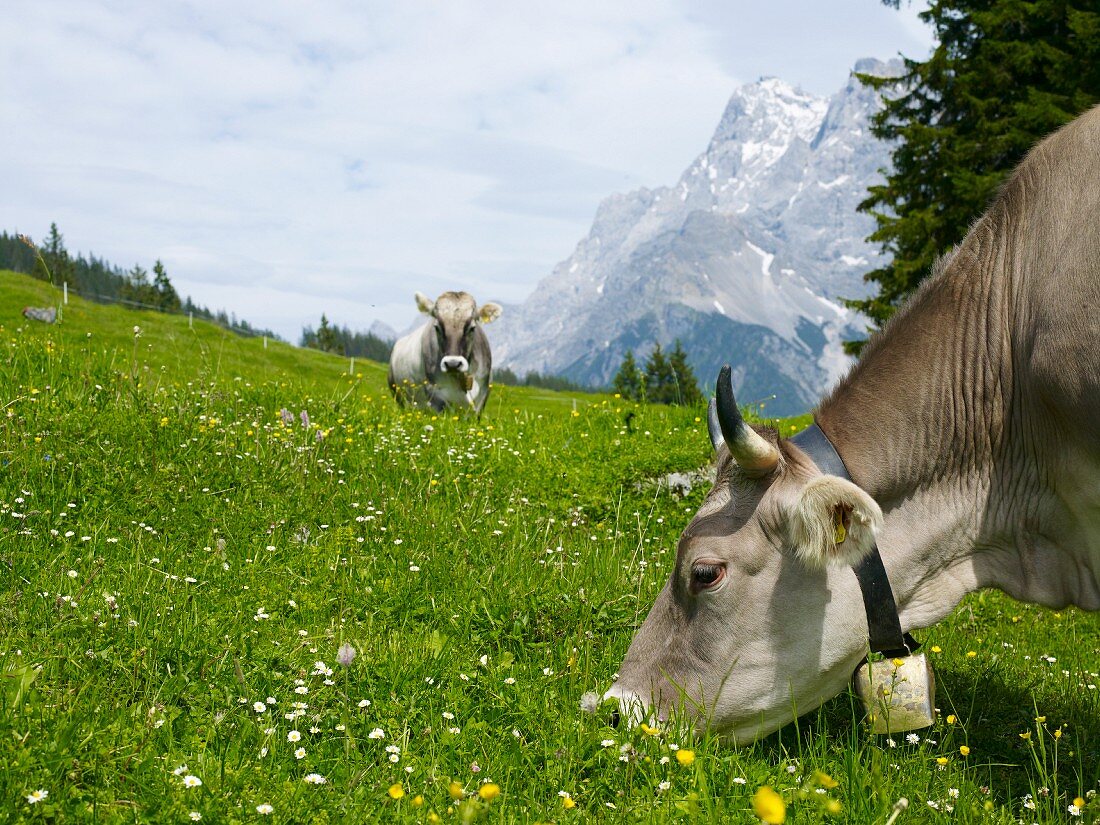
[2,1,933,342]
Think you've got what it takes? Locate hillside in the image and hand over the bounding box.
[1,268,1096,822]
[0,270,603,417]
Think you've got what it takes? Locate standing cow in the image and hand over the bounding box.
[388,291,502,414]
[606,105,1100,741]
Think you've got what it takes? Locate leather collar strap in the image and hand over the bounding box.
[789,423,918,658]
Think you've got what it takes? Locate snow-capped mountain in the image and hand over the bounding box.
[490,58,899,416]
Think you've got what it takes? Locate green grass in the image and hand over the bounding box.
[1,269,1097,823]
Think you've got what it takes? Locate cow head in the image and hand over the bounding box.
[605,367,883,742]
[415,291,502,374]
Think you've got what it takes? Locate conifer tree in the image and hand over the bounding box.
[152,260,182,312]
[612,350,643,401]
[644,344,675,405]
[849,0,1100,352]
[33,222,73,284]
[667,340,704,406]
[122,264,157,307]
[316,314,340,354]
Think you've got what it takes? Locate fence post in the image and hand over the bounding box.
[63,282,68,304]
[263,335,268,349]
[349,357,355,376]
[189,311,193,329]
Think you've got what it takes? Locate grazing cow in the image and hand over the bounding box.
[388,291,502,414]
[606,105,1100,741]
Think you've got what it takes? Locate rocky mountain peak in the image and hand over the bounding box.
[489,60,899,416]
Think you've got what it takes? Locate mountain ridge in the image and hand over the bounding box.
[490,58,900,415]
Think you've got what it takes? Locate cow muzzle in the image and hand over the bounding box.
[602,684,650,729]
[440,355,469,373]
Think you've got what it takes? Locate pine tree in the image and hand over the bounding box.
[849,0,1100,352]
[316,314,341,354]
[612,350,643,401]
[644,344,675,405]
[667,340,704,406]
[33,222,74,284]
[122,264,157,307]
[152,260,182,312]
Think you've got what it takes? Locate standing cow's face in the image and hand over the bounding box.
[416,291,502,374]
[606,379,884,741]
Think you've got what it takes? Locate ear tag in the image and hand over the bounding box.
[853,653,936,733]
[833,509,847,545]
[464,374,474,392]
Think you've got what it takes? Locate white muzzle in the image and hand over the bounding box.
[440,356,469,373]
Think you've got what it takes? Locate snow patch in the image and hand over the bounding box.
[713,300,726,315]
[817,174,850,189]
[746,242,774,277]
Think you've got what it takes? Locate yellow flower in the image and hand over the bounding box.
[946,714,957,724]
[562,796,576,810]
[966,650,977,658]
[959,745,970,756]
[936,757,949,766]
[411,795,424,807]
[640,723,660,736]
[1019,732,1031,740]
[387,784,405,800]
[892,658,905,667]
[1054,729,1062,740]
[1074,797,1086,808]
[825,799,842,815]
[478,783,501,802]
[675,749,695,767]
[752,786,787,824]
[813,770,839,789]
[427,813,442,824]
[931,645,942,653]
[1035,715,1046,723]
[448,782,465,800]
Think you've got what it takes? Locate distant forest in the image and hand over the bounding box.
[0,224,279,339]
[300,314,392,362]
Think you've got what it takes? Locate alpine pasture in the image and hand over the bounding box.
[1,269,1097,823]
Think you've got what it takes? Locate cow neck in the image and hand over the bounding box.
[789,422,919,659]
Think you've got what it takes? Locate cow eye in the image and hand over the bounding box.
[691,562,725,591]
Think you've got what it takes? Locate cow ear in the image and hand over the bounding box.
[787,475,882,569]
[478,302,502,324]
[415,292,435,314]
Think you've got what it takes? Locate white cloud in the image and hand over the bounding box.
[1,0,931,341]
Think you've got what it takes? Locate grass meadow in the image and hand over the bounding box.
[1,269,1097,823]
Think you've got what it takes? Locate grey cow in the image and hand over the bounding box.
[606,105,1100,741]
[388,291,502,414]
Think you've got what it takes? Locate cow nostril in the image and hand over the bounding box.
[609,707,621,728]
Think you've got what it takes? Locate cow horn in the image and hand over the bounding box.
[706,398,723,452]
[714,365,779,474]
